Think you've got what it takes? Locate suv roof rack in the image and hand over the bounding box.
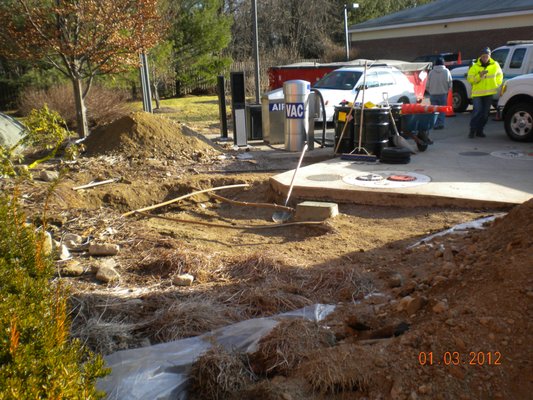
[506,40,533,46]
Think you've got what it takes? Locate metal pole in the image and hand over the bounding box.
[139,54,147,111]
[140,52,153,113]
[252,0,260,104]
[217,75,228,140]
[344,5,349,61]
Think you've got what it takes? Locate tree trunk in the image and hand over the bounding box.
[152,82,160,109]
[72,77,89,138]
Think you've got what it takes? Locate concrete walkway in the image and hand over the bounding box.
[269,112,533,209]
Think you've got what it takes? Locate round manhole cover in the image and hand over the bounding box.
[387,174,417,182]
[459,151,489,156]
[356,173,384,181]
[490,150,533,161]
[306,174,343,182]
[343,171,431,188]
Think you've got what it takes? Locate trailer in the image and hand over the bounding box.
[268,59,432,102]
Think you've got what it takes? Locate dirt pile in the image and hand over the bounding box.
[83,112,220,161]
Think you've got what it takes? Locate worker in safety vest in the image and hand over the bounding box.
[466,47,503,138]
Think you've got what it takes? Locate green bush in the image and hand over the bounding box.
[0,191,109,399]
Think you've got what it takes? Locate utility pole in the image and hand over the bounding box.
[252,0,260,103]
[344,3,359,61]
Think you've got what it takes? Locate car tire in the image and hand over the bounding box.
[504,102,533,142]
[398,97,410,104]
[416,130,429,152]
[452,83,468,113]
[380,147,411,164]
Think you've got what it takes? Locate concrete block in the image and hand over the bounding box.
[294,201,338,222]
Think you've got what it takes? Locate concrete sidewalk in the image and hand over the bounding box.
[269,113,533,209]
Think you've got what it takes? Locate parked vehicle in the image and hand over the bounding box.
[312,66,417,122]
[268,59,430,102]
[413,52,462,68]
[497,73,533,142]
[451,41,533,112]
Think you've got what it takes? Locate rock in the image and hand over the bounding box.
[454,337,467,352]
[398,280,416,297]
[449,367,465,380]
[390,380,403,400]
[388,273,404,288]
[63,233,83,249]
[60,260,84,276]
[57,244,71,260]
[39,170,59,182]
[443,246,455,262]
[173,273,194,286]
[432,301,448,313]
[397,295,413,312]
[418,385,431,394]
[397,295,426,315]
[406,296,427,315]
[88,243,120,256]
[95,263,120,283]
[432,275,447,285]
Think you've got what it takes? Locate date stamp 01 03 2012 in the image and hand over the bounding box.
[418,351,502,367]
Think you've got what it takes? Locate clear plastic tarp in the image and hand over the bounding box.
[97,304,335,400]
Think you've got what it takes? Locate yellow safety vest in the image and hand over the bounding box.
[467,58,503,97]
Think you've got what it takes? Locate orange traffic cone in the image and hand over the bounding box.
[445,90,455,117]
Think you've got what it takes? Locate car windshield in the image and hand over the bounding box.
[313,70,362,90]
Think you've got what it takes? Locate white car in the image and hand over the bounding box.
[497,73,533,142]
[312,66,417,122]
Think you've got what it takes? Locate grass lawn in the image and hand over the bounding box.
[130,95,226,133]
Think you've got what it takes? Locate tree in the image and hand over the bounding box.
[149,40,176,108]
[227,0,433,62]
[165,0,232,96]
[0,0,161,138]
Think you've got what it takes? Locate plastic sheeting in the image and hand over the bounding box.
[0,112,26,152]
[97,304,335,400]
[408,213,506,249]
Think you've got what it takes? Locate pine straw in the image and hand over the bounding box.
[188,345,256,400]
[72,319,146,355]
[134,246,225,284]
[249,319,336,377]
[69,290,240,354]
[298,343,372,394]
[224,252,283,282]
[225,286,312,318]
[142,295,239,342]
[303,266,376,302]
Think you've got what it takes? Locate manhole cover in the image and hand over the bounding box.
[490,150,533,161]
[356,173,384,181]
[306,174,343,182]
[459,151,489,156]
[387,174,417,182]
[343,171,431,188]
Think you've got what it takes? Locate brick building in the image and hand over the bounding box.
[348,0,533,61]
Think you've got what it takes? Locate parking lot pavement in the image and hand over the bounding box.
[269,111,533,209]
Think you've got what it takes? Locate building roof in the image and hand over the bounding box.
[352,0,533,31]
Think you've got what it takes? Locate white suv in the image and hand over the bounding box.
[312,66,417,122]
[497,73,533,142]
